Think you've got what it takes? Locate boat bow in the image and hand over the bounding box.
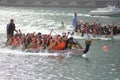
[83,39,92,54]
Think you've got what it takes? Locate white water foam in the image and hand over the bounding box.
[0,48,59,56]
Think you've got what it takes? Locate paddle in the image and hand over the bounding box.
[61,21,65,29]
[48,29,59,36]
[73,38,83,49]
[111,22,115,39]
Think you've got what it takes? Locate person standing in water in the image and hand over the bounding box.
[6,19,18,40]
[72,13,78,32]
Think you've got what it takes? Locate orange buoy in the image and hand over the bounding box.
[102,46,108,51]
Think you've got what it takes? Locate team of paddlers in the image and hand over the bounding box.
[6,19,86,52]
[5,29,84,51]
[72,13,120,38]
[74,21,120,38]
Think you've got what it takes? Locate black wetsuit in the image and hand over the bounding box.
[7,23,15,37]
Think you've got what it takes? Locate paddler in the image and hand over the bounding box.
[64,37,83,49]
[48,36,66,50]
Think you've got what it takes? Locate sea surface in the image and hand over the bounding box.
[0,6,120,80]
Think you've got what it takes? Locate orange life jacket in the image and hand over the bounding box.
[16,37,22,47]
[11,37,17,46]
[52,41,65,50]
[49,39,54,45]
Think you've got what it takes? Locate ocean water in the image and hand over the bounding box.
[0,6,120,80]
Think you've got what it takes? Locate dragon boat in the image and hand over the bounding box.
[25,39,92,56]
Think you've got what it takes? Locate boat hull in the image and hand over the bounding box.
[26,49,84,55]
[89,7,120,17]
[47,49,84,54]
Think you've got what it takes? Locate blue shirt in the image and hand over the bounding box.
[72,16,77,27]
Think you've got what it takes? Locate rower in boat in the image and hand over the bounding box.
[5,30,23,49]
[48,36,66,50]
[64,37,82,49]
[4,28,92,54]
